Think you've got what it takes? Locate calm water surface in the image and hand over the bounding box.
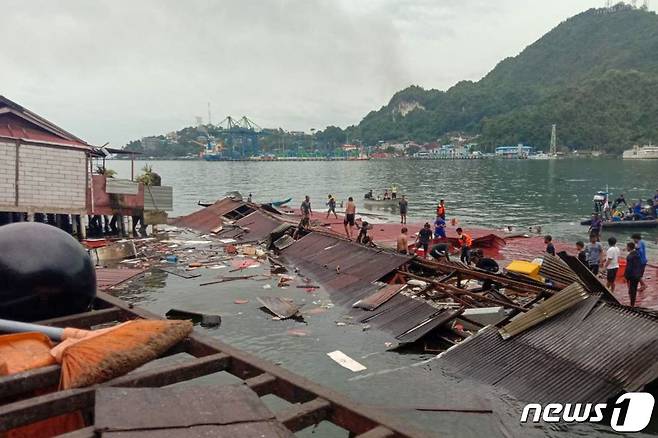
[109,158,657,437]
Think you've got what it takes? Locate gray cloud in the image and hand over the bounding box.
[0,0,638,146]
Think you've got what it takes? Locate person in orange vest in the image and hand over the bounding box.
[456,227,472,264]
[436,199,446,219]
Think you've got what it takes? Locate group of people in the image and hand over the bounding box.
[593,190,658,224]
[296,194,372,244]
[545,232,649,307]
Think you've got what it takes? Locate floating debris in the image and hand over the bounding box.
[327,351,366,372]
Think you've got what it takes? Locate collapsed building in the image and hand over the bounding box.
[170,197,658,404]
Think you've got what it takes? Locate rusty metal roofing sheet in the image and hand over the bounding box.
[353,284,404,310]
[440,295,658,403]
[280,232,411,297]
[95,268,146,289]
[355,294,458,344]
[173,198,244,232]
[215,210,283,243]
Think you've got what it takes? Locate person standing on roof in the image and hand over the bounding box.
[415,223,433,258]
[456,227,472,264]
[625,241,643,307]
[247,193,253,203]
[300,195,312,219]
[434,215,446,239]
[326,194,337,219]
[544,235,556,256]
[398,195,408,224]
[397,227,409,254]
[632,233,648,292]
[344,197,356,239]
[430,242,451,262]
[604,236,620,293]
[436,200,446,220]
[585,234,603,274]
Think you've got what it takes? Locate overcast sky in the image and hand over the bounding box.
[0,0,648,147]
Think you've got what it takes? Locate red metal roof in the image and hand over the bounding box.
[0,96,91,150]
[173,198,246,232]
[96,267,147,289]
[215,210,285,243]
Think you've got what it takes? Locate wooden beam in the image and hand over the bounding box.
[0,388,94,432]
[106,352,231,388]
[35,307,124,329]
[275,398,331,432]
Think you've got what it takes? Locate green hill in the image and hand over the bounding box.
[351,5,658,153]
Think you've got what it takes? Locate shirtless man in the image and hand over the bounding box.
[344,197,356,238]
[397,227,409,254]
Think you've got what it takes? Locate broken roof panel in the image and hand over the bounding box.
[173,198,246,233]
[439,296,658,403]
[214,210,283,243]
[280,232,411,297]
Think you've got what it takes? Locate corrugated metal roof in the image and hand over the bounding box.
[280,232,411,298]
[144,186,173,211]
[499,283,589,339]
[440,295,658,403]
[539,253,581,286]
[0,96,91,150]
[558,251,618,303]
[214,210,284,243]
[173,198,246,232]
[96,268,147,289]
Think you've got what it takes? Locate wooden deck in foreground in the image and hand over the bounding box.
[0,292,428,438]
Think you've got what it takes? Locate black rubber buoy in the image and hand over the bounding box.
[0,222,96,321]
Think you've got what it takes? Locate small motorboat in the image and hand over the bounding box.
[580,218,658,229]
[269,197,292,207]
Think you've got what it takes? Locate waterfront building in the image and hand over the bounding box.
[0,96,92,221]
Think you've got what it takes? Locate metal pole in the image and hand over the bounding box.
[131,153,135,181]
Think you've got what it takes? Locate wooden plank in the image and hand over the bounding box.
[35,307,124,328]
[0,388,94,432]
[106,353,231,388]
[0,365,60,401]
[95,385,275,430]
[275,398,331,432]
[245,373,277,396]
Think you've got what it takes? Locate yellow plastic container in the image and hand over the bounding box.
[506,260,543,281]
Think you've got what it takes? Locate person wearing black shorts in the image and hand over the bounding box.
[344,197,356,239]
[416,223,432,258]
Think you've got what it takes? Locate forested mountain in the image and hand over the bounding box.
[350,5,658,153]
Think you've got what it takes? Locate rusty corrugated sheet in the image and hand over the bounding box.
[280,232,411,299]
[440,295,658,403]
[353,284,405,310]
[95,268,146,289]
[215,210,283,243]
[357,294,460,344]
[173,198,245,232]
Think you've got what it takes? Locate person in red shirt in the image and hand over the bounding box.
[436,199,446,219]
[456,227,472,263]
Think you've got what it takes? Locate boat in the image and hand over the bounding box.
[622,143,658,159]
[269,197,292,207]
[580,218,658,229]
